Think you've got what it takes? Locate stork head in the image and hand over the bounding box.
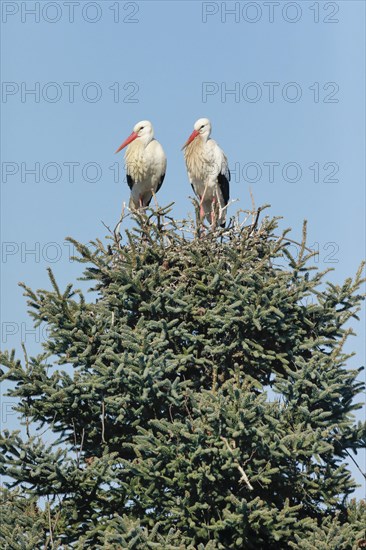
[182,118,211,149]
[115,120,154,153]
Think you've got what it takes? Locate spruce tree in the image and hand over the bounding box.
[1,206,365,549]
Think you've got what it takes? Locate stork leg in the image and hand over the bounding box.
[199,183,210,223]
[211,197,217,226]
[199,197,205,219]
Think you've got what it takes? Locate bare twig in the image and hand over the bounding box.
[243,449,256,466]
[21,341,31,436]
[72,419,78,460]
[37,411,57,437]
[249,186,256,225]
[25,415,30,439]
[184,395,194,428]
[343,448,366,481]
[47,499,54,547]
[101,220,113,235]
[113,203,126,245]
[72,419,85,468]
[151,191,163,231]
[101,401,106,444]
[212,366,218,394]
[332,427,366,481]
[78,428,85,468]
[51,510,61,548]
[221,436,254,490]
[248,207,262,236]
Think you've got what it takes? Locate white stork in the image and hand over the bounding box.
[115,120,166,209]
[182,118,230,227]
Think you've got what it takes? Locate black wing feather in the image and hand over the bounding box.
[126,174,134,190]
[156,172,165,194]
[218,169,230,205]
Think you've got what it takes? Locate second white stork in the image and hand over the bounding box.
[115,120,166,209]
[182,118,230,227]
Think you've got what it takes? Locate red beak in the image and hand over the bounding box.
[115,131,138,154]
[182,129,199,150]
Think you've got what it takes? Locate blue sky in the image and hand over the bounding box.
[1,1,365,497]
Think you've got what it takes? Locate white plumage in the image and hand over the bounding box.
[183,118,230,227]
[115,120,166,209]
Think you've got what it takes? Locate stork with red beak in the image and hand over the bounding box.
[115,120,166,209]
[182,118,230,227]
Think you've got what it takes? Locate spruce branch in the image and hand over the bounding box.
[1,204,364,547]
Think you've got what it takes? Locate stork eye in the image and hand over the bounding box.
[140,127,144,131]
[200,125,205,129]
